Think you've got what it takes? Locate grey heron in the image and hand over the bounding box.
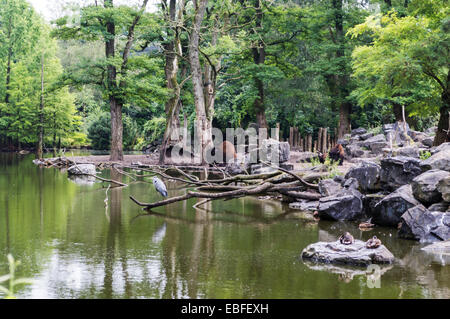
[152,176,168,197]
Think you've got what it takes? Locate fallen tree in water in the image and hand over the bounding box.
[127,163,325,210]
[33,156,327,209]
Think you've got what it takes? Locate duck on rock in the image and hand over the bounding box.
[365,236,382,249]
[339,232,354,245]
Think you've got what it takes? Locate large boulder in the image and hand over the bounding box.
[68,164,96,176]
[421,137,434,148]
[421,148,450,171]
[371,184,420,227]
[384,121,411,146]
[437,176,450,203]
[260,138,290,163]
[351,127,367,136]
[380,156,422,190]
[428,202,449,212]
[399,205,450,242]
[345,161,381,192]
[345,144,365,158]
[431,142,450,155]
[318,187,364,221]
[359,132,374,141]
[360,134,388,154]
[393,146,421,159]
[411,170,450,205]
[318,179,343,197]
[301,239,395,266]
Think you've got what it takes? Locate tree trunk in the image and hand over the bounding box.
[338,102,351,138]
[333,0,352,138]
[5,17,12,104]
[433,88,450,146]
[189,0,210,165]
[160,0,184,164]
[105,0,123,161]
[252,0,268,129]
[37,53,44,159]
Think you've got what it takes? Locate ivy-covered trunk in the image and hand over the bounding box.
[433,72,450,146]
[160,0,183,164]
[189,0,211,165]
[105,0,123,161]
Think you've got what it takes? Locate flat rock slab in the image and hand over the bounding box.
[301,239,395,267]
[68,164,96,176]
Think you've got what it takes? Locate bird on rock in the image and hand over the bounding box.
[365,236,382,249]
[339,232,354,245]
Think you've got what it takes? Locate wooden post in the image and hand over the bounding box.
[322,128,327,153]
[317,128,323,154]
[276,122,280,141]
[289,127,294,147]
[307,134,312,152]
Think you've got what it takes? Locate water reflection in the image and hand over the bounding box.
[0,153,449,299]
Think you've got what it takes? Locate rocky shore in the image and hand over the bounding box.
[291,124,449,243]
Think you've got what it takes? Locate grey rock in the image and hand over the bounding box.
[360,134,386,146]
[384,122,411,146]
[337,139,349,147]
[345,161,381,192]
[226,159,247,175]
[399,205,450,242]
[351,127,367,136]
[411,170,450,205]
[428,202,449,212]
[394,146,421,158]
[333,175,345,184]
[289,201,319,212]
[296,152,318,163]
[249,163,276,175]
[407,130,427,142]
[420,149,450,171]
[349,136,361,144]
[301,239,395,266]
[318,189,364,221]
[68,164,96,176]
[437,177,450,203]
[345,144,365,158]
[380,156,422,190]
[261,138,290,163]
[359,132,374,141]
[342,177,359,191]
[431,142,450,155]
[360,134,389,154]
[371,184,421,227]
[318,179,343,197]
[425,126,437,135]
[421,137,434,147]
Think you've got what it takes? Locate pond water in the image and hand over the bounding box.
[0,153,449,299]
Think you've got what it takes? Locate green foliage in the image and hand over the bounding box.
[0,254,34,299]
[419,150,432,160]
[86,110,146,151]
[0,0,84,149]
[348,5,448,121]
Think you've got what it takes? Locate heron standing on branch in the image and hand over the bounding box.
[152,177,168,197]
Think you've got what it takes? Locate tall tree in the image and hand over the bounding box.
[349,1,449,145]
[53,0,150,161]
